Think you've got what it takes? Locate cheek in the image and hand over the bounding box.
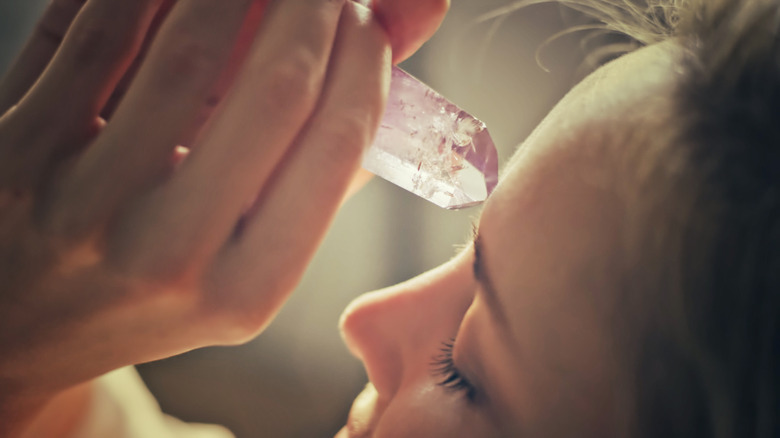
[373,382,492,438]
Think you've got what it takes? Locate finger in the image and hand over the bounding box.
[207,2,391,332]
[14,0,164,138]
[372,0,450,63]
[104,0,261,139]
[47,0,261,236]
[103,0,347,278]
[0,0,169,191]
[0,0,86,115]
[343,168,375,203]
[99,0,178,120]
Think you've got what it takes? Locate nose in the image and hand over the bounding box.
[339,247,476,398]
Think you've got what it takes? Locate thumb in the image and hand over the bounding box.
[369,0,450,63]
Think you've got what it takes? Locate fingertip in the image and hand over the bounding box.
[371,0,449,63]
[341,0,393,86]
[342,168,374,204]
[347,0,393,46]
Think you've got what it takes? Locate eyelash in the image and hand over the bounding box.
[430,338,477,401]
[429,223,481,402]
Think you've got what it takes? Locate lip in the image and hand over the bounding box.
[335,382,384,438]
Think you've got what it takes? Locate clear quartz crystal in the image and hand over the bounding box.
[362,66,499,210]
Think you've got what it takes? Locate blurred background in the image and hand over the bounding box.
[1,1,590,436]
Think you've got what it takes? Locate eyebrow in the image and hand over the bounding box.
[472,229,511,329]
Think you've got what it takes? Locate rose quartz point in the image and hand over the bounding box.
[362,67,499,210]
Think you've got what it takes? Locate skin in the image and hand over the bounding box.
[0,0,448,436]
[339,42,680,437]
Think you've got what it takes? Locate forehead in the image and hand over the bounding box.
[483,41,679,271]
[484,40,681,258]
[474,42,679,415]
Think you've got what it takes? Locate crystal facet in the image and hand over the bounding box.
[362,66,499,210]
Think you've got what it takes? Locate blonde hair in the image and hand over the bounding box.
[479,0,681,43]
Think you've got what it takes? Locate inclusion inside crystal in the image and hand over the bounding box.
[362,66,499,210]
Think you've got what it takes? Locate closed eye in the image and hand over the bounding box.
[430,338,477,402]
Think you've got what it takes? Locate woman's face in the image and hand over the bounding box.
[338,42,677,438]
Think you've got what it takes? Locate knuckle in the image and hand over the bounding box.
[38,0,85,42]
[255,49,323,111]
[55,1,156,66]
[68,22,118,63]
[159,36,223,85]
[67,15,139,66]
[317,110,374,164]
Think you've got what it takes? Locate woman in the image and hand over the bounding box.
[338,1,780,436]
[2,0,778,437]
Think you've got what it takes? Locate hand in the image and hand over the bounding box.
[0,0,447,434]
